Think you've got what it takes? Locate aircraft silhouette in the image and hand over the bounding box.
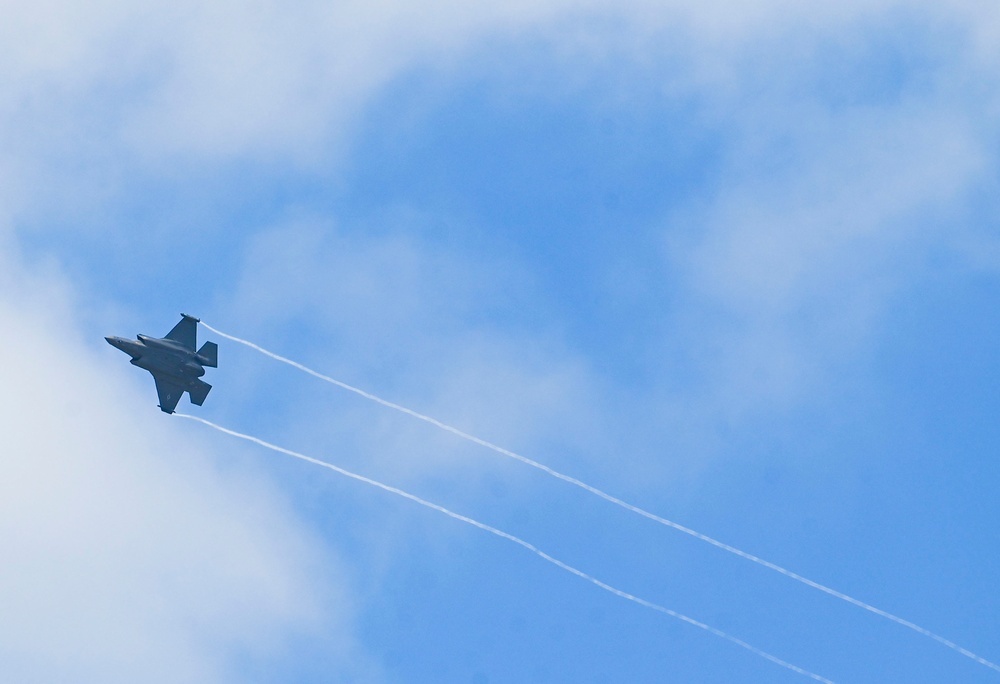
[106,314,217,413]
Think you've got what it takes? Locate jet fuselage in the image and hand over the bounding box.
[106,335,209,382]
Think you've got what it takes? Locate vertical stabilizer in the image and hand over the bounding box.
[197,341,218,367]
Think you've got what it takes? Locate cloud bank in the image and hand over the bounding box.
[0,257,375,682]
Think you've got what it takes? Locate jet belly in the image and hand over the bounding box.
[132,351,205,382]
[135,351,211,413]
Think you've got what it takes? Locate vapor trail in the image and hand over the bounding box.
[175,412,835,684]
[200,321,1000,674]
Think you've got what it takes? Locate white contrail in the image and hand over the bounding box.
[199,321,1000,674]
[175,412,835,684]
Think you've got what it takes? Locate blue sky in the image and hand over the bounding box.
[2,2,1000,682]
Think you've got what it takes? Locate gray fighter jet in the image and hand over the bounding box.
[106,314,218,414]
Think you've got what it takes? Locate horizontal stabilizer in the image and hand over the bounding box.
[198,341,218,368]
[189,379,212,406]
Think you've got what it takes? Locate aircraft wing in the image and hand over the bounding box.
[152,373,185,414]
[164,314,198,350]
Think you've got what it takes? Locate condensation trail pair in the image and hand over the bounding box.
[176,412,835,683]
[199,321,1000,675]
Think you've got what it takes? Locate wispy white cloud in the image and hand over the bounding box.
[220,219,603,490]
[2,0,993,165]
[665,100,985,415]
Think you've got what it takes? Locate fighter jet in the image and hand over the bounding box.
[106,314,218,414]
